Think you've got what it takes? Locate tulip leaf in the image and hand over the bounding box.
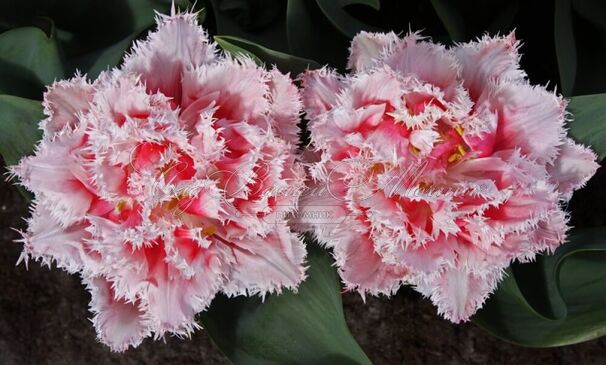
[555,0,606,96]
[200,242,372,365]
[74,35,138,79]
[0,25,64,99]
[207,0,290,54]
[568,93,606,161]
[215,35,321,75]
[429,0,466,41]
[473,227,606,347]
[430,0,518,42]
[286,0,349,69]
[315,0,382,38]
[555,0,576,96]
[0,95,42,167]
[214,36,264,64]
[573,0,606,27]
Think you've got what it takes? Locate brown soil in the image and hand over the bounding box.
[2,166,606,365]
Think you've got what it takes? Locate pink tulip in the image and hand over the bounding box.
[11,10,306,351]
[300,31,599,322]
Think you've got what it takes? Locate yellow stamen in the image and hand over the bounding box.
[202,225,217,236]
[166,192,188,211]
[455,125,464,136]
[409,144,421,156]
[370,163,384,175]
[370,162,393,175]
[418,182,432,192]
[447,153,461,163]
[456,144,466,156]
[115,200,127,214]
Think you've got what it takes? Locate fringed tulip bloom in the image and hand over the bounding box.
[299,32,599,322]
[11,10,306,351]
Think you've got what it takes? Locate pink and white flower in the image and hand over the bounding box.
[11,10,306,351]
[299,31,599,322]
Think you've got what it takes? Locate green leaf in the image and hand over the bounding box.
[473,227,606,347]
[429,0,466,41]
[0,95,42,167]
[568,93,606,161]
[430,0,518,42]
[572,0,606,27]
[0,25,64,99]
[555,0,576,96]
[315,0,381,38]
[73,35,137,79]
[214,35,321,75]
[510,257,567,321]
[200,243,372,365]
[286,0,349,69]
[214,35,263,64]
[208,0,290,53]
[554,0,606,95]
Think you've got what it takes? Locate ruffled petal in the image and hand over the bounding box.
[223,226,307,296]
[414,264,505,323]
[85,277,149,352]
[454,33,525,100]
[12,131,93,226]
[267,68,302,145]
[332,228,408,296]
[383,33,460,100]
[348,31,399,72]
[548,139,600,198]
[343,67,402,109]
[42,75,94,137]
[300,67,345,118]
[181,59,269,124]
[484,83,567,162]
[123,11,216,102]
[18,205,97,273]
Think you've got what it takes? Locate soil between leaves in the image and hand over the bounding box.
[1,161,606,365]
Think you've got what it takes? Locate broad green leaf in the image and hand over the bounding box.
[429,0,466,41]
[0,95,42,166]
[568,93,606,161]
[510,257,567,321]
[200,243,372,365]
[473,228,606,347]
[315,0,382,38]
[215,35,321,75]
[555,0,576,96]
[0,25,64,99]
[430,0,518,42]
[74,35,137,79]
[214,36,263,64]
[572,0,606,27]
[286,0,349,69]
[555,0,606,95]
[207,0,290,53]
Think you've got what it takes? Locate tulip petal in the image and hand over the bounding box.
[86,277,149,352]
[42,75,94,137]
[547,138,600,198]
[224,227,307,296]
[487,83,567,162]
[348,31,399,72]
[414,264,504,323]
[300,67,345,118]
[123,12,216,103]
[454,33,526,100]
